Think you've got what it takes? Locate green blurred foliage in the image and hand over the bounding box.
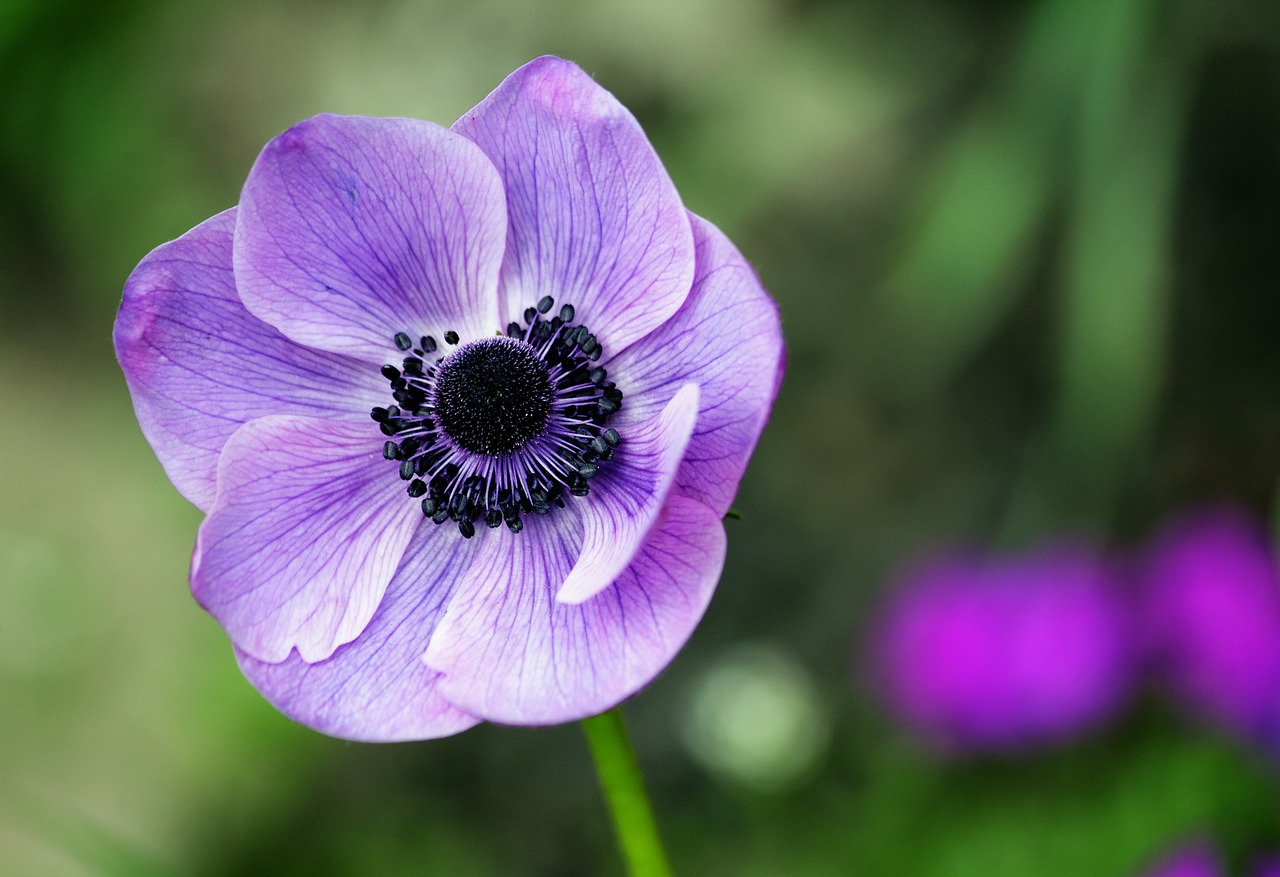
[2,0,1280,874]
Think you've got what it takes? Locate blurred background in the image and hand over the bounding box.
[3,0,1280,874]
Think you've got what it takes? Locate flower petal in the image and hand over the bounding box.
[236,521,482,742]
[234,114,507,362]
[114,208,381,513]
[606,212,784,516]
[453,56,694,354]
[192,415,418,663]
[555,383,699,604]
[426,494,725,725]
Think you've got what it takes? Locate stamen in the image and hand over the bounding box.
[373,302,625,537]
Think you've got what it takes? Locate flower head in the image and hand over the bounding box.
[1139,506,1280,743]
[114,57,783,740]
[871,544,1133,751]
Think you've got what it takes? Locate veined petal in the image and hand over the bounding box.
[236,521,482,742]
[192,415,418,663]
[234,114,507,363]
[555,383,699,604]
[453,56,694,355]
[607,213,784,516]
[114,209,380,513]
[426,494,725,725]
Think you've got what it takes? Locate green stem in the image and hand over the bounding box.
[581,707,673,877]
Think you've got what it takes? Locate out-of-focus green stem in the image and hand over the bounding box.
[582,708,673,877]
[997,0,1184,546]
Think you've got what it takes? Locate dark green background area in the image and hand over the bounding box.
[2,0,1279,874]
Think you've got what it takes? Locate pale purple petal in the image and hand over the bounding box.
[192,415,418,663]
[236,522,482,742]
[453,56,694,354]
[426,494,725,725]
[556,383,699,604]
[114,208,381,513]
[607,212,785,516]
[234,114,507,362]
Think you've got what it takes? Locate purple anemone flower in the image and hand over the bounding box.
[1139,506,1280,743]
[114,57,783,741]
[871,544,1133,752]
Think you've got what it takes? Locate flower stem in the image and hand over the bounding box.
[581,707,674,877]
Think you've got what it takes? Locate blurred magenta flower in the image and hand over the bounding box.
[114,57,783,740]
[1254,855,1280,877]
[872,545,1132,751]
[1140,506,1280,742]
[1142,843,1223,877]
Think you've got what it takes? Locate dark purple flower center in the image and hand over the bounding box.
[433,337,554,455]
[370,296,624,539]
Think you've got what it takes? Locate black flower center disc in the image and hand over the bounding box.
[432,337,554,455]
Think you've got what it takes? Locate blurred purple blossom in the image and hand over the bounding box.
[1142,843,1224,877]
[1139,506,1280,743]
[872,544,1133,751]
[1253,855,1280,877]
